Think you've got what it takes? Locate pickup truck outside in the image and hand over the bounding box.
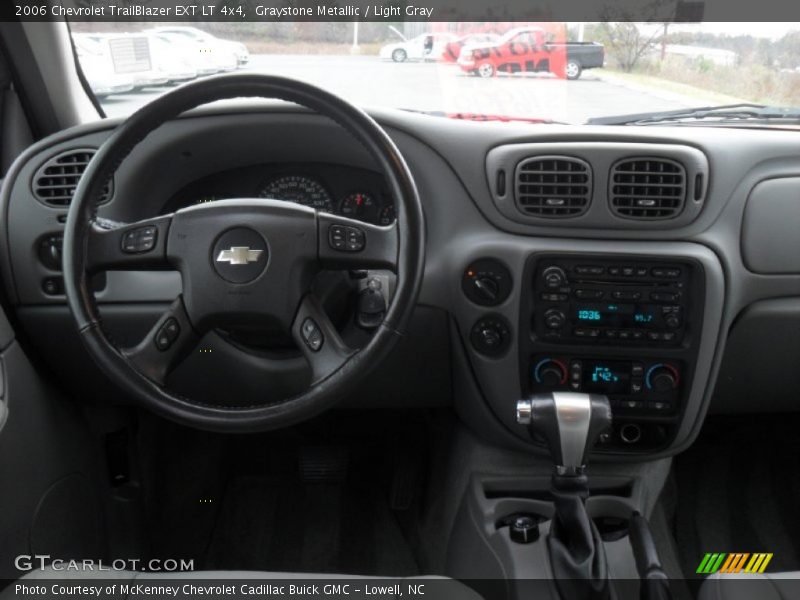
[457,27,604,79]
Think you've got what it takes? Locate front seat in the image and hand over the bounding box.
[699,572,800,600]
[2,569,483,600]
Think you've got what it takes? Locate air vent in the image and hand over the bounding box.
[32,149,112,207]
[515,156,592,217]
[610,158,686,219]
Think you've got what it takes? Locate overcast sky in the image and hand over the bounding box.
[671,22,799,39]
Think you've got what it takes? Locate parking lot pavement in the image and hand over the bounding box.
[98,54,692,123]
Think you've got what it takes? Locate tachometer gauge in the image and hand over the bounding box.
[339,192,377,222]
[259,175,333,211]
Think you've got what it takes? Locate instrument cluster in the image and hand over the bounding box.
[162,162,395,226]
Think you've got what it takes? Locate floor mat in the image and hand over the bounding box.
[204,475,420,576]
[673,415,800,579]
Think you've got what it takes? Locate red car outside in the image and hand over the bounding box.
[440,33,500,63]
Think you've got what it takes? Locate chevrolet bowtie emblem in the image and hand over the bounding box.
[216,246,263,265]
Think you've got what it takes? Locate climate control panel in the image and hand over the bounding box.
[530,355,681,414]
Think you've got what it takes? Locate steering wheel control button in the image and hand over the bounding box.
[155,318,180,352]
[328,224,365,252]
[301,318,324,352]
[212,227,268,284]
[121,226,158,254]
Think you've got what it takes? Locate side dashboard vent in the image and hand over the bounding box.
[514,156,592,217]
[32,149,112,207]
[610,158,686,219]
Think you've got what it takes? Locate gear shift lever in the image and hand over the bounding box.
[516,392,613,600]
[516,392,613,475]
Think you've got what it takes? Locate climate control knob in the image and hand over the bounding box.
[544,309,566,330]
[533,358,567,387]
[646,364,679,392]
[542,266,567,289]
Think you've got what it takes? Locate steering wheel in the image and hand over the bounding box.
[62,74,425,432]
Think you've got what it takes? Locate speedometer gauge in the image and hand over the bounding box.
[259,175,333,211]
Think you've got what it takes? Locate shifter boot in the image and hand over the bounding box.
[547,474,610,600]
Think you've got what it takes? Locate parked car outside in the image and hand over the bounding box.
[440,33,500,63]
[379,28,458,63]
[144,33,198,82]
[149,26,249,67]
[71,34,135,97]
[146,30,221,76]
[457,26,604,79]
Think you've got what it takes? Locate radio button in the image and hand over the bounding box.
[545,309,566,330]
[635,267,649,277]
[632,330,644,340]
[621,266,635,276]
[618,330,631,340]
[652,267,681,278]
[631,364,644,377]
[650,291,679,302]
[575,289,604,299]
[607,266,621,276]
[647,331,662,341]
[604,329,618,339]
[612,291,641,300]
[575,265,604,275]
[540,292,568,301]
[631,381,643,394]
[662,331,676,341]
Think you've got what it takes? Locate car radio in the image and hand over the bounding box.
[531,256,692,346]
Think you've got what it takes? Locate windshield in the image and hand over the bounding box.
[69,22,800,125]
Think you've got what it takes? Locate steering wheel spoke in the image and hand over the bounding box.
[87,214,173,273]
[318,212,398,270]
[291,294,356,384]
[122,296,199,386]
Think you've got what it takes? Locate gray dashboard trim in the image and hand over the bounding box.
[741,177,800,274]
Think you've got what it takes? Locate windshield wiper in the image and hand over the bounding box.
[587,103,800,126]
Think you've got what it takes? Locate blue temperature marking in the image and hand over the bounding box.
[591,366,619,383]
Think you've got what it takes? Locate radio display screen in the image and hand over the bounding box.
[581,360,631,394]
[574,303,659,329]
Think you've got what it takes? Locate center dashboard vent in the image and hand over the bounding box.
[515,156,592,217]
[32,149,112,207]
[610,158,686,219]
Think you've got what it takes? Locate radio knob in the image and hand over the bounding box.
[542,266,566,289]
[544,309,566,330]
[664,312,682,329]
[646,364,679,392]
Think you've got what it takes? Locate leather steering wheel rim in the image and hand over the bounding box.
[62,74,425,433]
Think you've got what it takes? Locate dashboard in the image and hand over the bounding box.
[161,162,395,226]
[2,106,800,461]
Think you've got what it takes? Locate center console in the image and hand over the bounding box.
[520,254,705,453]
